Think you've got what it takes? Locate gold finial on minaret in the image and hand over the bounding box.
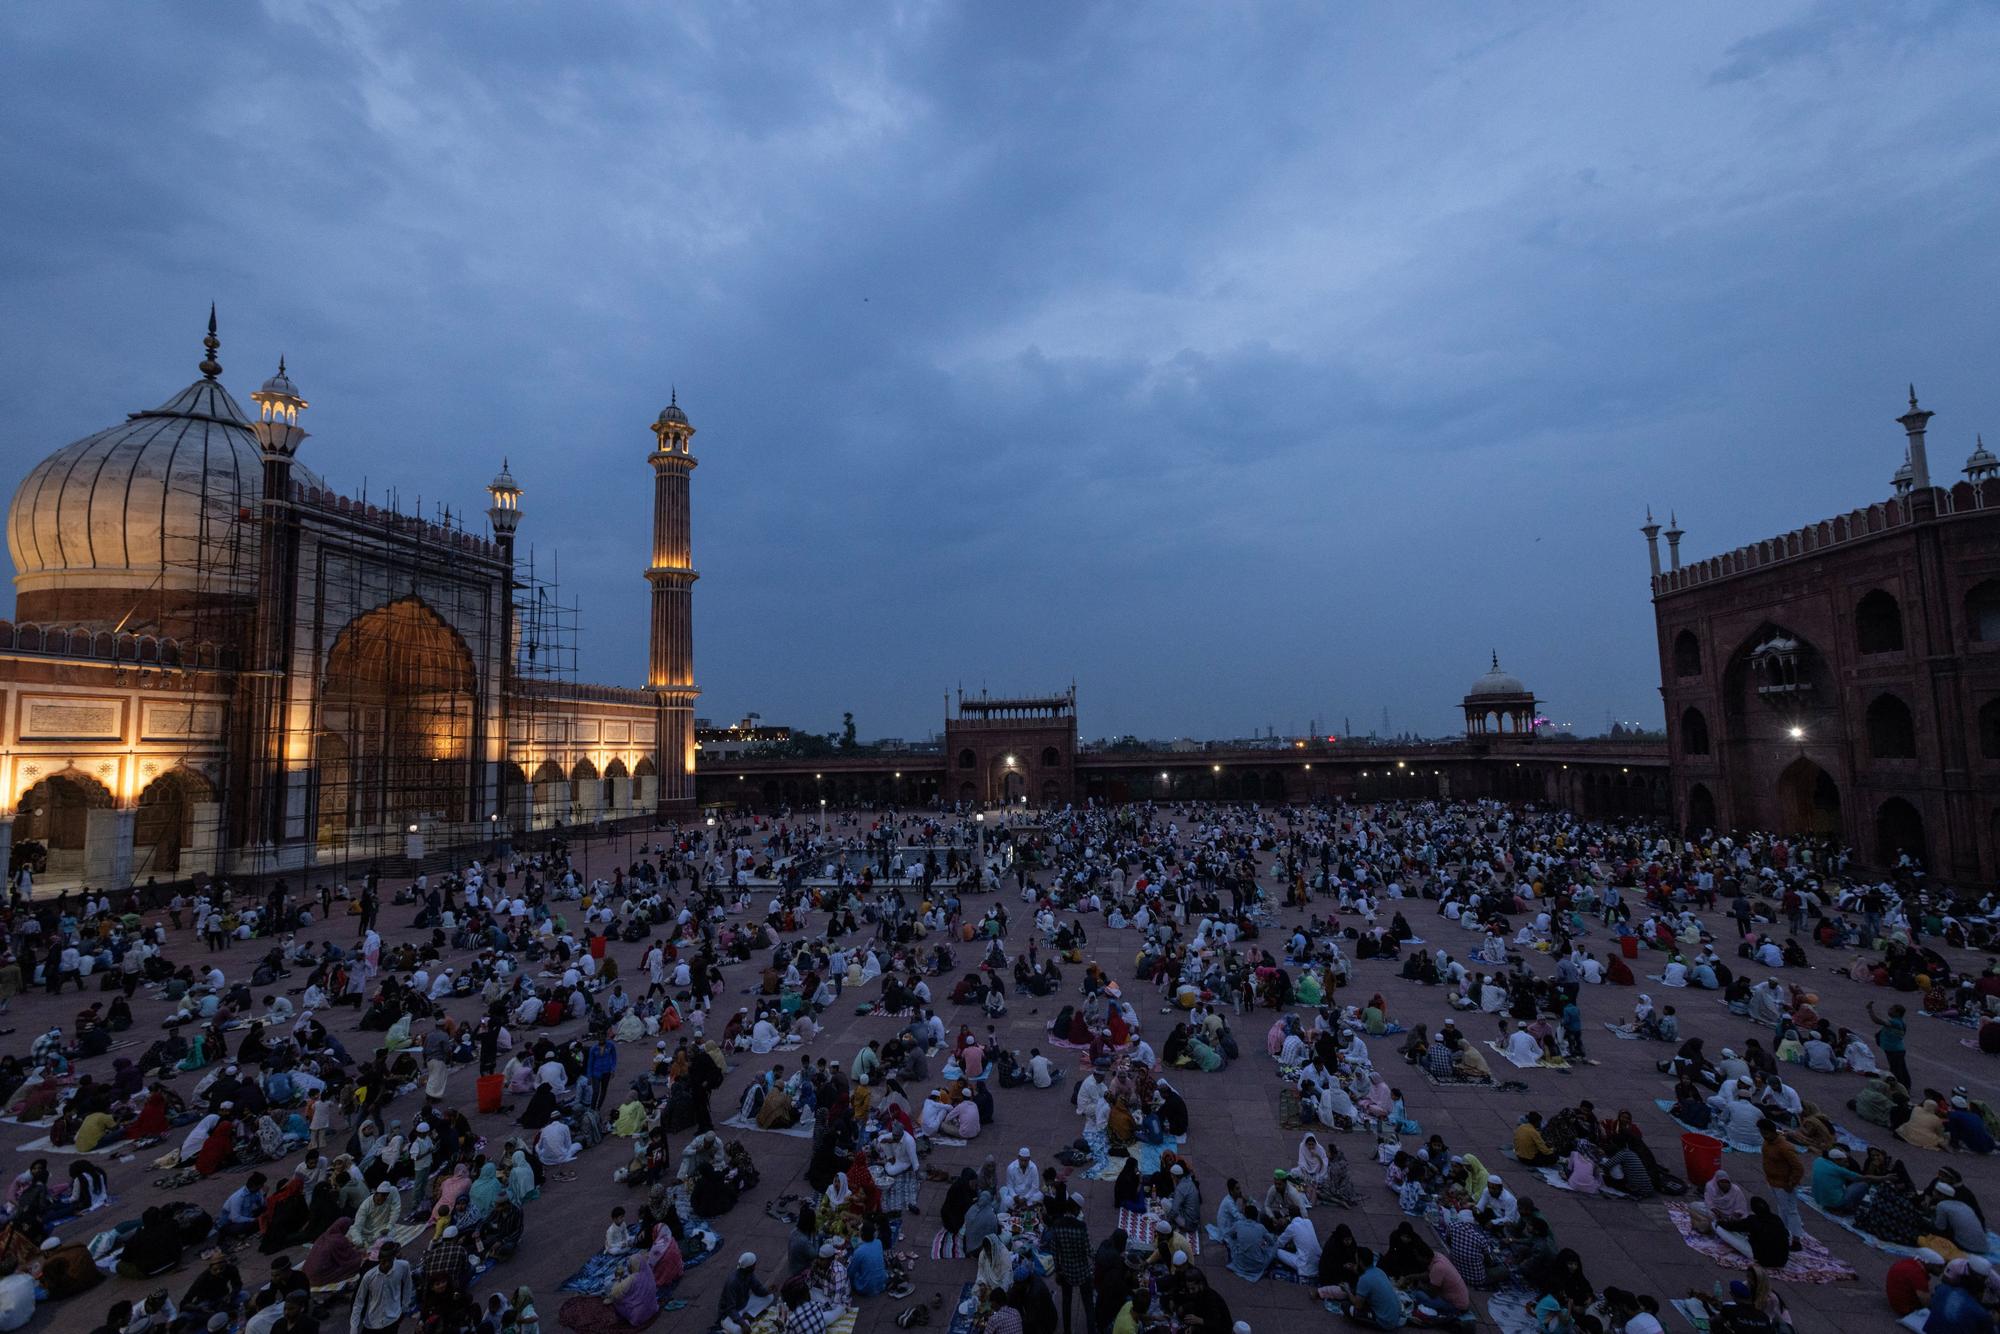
[199,304,223,380]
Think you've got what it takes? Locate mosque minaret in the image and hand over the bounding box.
[645,393,699,818]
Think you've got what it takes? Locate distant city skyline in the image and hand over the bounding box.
[6,5,2000,742]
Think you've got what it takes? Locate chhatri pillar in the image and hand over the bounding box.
[645,393,700,822]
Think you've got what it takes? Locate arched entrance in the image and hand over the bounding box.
[500,763,530,831]
[531,760,567,828]
[134,769,216,877]
[1875,798,1925,867]
[1776,758,1840,837]
[1685,783,1716,837]
[13,772,114,878]
[316,598,478,844]
[1001,769,1026,805]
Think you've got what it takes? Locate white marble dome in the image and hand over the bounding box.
[8,347,321,608]
[1467,652,1529,697]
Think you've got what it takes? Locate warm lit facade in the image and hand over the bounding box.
[1649,391,2000,882]
[0,318,681,889]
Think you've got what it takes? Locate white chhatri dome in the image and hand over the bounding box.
[1467,651,1529,697]
[7,320,321,605]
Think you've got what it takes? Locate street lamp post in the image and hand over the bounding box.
[975,811,985,890]
[819,798,827,837]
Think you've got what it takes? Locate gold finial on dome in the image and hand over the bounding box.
[199,304,222,380]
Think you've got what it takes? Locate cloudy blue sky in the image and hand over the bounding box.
[4,2,1998,743]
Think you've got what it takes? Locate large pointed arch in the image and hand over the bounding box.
[316,596,479,840]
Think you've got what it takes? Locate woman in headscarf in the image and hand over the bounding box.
[195,1114,238,1177]
[845,1151,882,1215]
[301,1217,368,1287]
[648,1221,684,1291]
[465,1161,505,1224]
[961,1189,1001,1255]
[517,1084,559,1132]
[256,1114,293,1163]
[383,1012,413,1053]
[974,1232,1010,1294]
[1112,1156,1145,1212]
[939,1169,978,1239]
[1701,1168,1750,1226]
[258,1174,311,1254]
[432,1162,474,1226]
[507,1148,539,1205]
[348,1182,399,1249]
[535,1118,579,1166]
[127,1084,172,1142]
[1295,1134,1330,1196]
[503,1053,537,1095]
[178,1111,221,1165]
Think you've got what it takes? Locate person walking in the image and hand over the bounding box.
[1043,1198,1095,1334]
[351,1240,416,1334]
[1757,1120,1806,1248]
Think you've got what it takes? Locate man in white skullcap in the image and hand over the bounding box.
[1002,1147,1043,1210]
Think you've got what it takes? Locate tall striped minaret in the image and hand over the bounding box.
[646,392,699,819]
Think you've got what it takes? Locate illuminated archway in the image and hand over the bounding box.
[135,768,216,877]
[316,597,478,842]
[14,771,114,877]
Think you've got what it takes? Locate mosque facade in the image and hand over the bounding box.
[0,316,696,890]
[1647,390,2000,884]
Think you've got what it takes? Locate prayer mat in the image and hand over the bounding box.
[945,1282,980,1334]
[1652,1100,1737,1150]
[1664,1203,1856,1283]
[1601,1023,1649,1040]
[1420,1069,1494,1088]
[1669,1297,1712,1333]
[1116,1207,1200,1255]
[1132,1137,1179,1175]
[931,1229,965,1260]
[1960,1038,1988,1052]
[863,1005,915,1019]
[722,1113,815,1140]
[1794,1190,2000,1262]
[1918,1010,1977,1029]
[1531,1165,1632,1200]
[13,1135,124,1156]
[557,1251,633,1296]
[1485,1289,1543,1334]
[1263,1261,1312,1285]
[1484,1039,1569,1072]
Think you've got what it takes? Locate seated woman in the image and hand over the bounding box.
[1562,1147,1602,1194]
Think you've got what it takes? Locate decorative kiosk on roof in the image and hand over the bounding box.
[1462,653,1539,738]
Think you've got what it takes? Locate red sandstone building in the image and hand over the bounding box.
[1649,391,2000,883]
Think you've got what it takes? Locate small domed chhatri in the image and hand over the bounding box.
[1467,651,1527,698]
[1463,651,1539,737]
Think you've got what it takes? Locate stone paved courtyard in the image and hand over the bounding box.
[4,812,1995,1334]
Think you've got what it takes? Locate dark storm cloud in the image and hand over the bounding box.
[4,2,1999,742]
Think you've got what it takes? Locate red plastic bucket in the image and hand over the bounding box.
[589,935,607,960]
[1681,1132,1724,1186]
[476,1074,503,1114]
[1620,935,1639,959]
